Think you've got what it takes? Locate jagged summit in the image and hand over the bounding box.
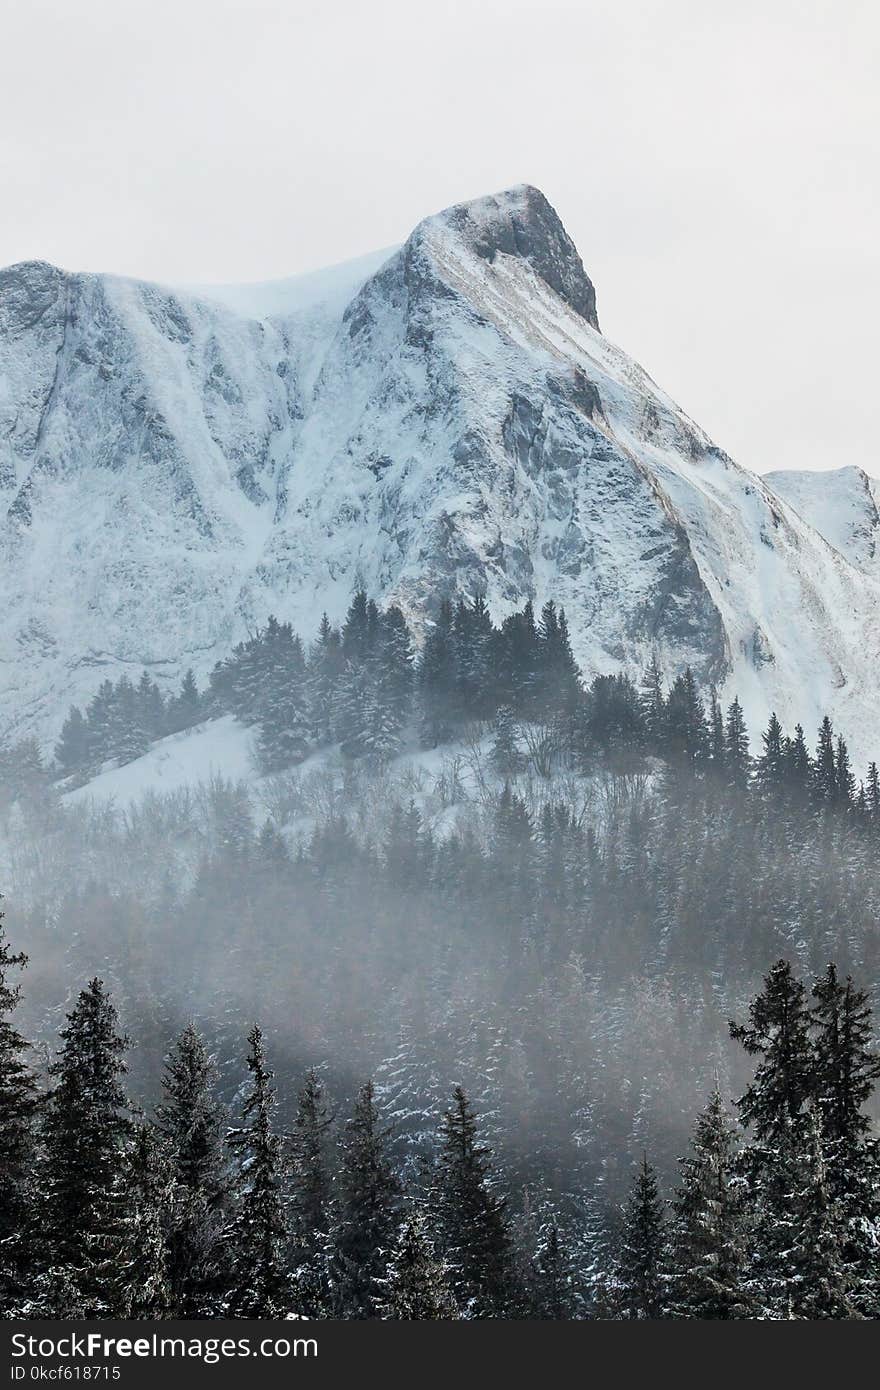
[1,188,878,763]
[415,185,600,330]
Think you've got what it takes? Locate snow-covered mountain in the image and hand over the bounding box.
[2,185,879,760]
[765,466,880,573]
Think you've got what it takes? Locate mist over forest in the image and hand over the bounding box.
[1,595,879,1317]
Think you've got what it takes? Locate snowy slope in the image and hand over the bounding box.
[2,185,879,762]
[765,466,880,571]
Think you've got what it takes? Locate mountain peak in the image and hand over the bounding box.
[419,184,600,330]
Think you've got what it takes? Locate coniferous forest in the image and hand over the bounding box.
[1,594,879,1319]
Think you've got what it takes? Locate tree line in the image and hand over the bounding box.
[1,915,878,1319]
[41,592,880,823]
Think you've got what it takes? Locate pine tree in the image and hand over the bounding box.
[225,1026,290,1317]
[639,654,665,751]
[333,1080,400,1317]
[174,669,203,731]
[378,1207,459,1319]
[107,675,150,765]
[307,614,344,745]
[535,601,581,722]
[289,1069,332,1314]
[834,735,855,809]
[755,712,786,800]
[432,1086,514,1317]
[812,716,838,807]
[256,632,311,772]
[491,706,522,779]
[135,670,167,740]
[121,1124,172,1318]
[667,1088,751,1318]
[729,960,814,1150]
[784,1107,859,1319]
[156,1025,227,1315]
[0,910,38,1302]
[616,1156,667,1318]
[730,963,821,1316]
[663,668,708,772]
[530,1220,579,1318]
[810,964,880,1310]
[723,697,751,791]
[783,723,813,806]
[42,979,133,1315]
[54,707,91,778]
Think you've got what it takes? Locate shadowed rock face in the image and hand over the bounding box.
[441,184,600,329]
[1,186,878,759]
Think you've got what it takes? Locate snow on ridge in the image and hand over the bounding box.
[765,466,880,571]
[3,185,880,767]
[181,246,398,322]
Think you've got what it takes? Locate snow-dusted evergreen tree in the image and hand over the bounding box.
[121,1124,172,1319]
[256,632,311,772]
[135,670,167,740]
[431,1086,514,1317]
[724,697,751,790]
[754,711,786,800]
[616,1156,667,1318]
[0,911,38,1304]
[639,654,665,750]
[107,674,150,765]
[667,1087,751,1318]
[167,668,203,735]
[54,706,91,778]
[332,1080,400,1317]
[530,1219,580,1318]
[810,963,880,1311]
[41,979,133,1315]
[812,715,838,807]
[307,613,344,745]
[729,960,814,1152]
[782,1107,858,1319]
[378,1206,458,1319]
[156,1024,227,1315]
[225,1026,290,1317]
[289,1069,333,1314]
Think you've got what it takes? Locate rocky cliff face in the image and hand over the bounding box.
[1,186,878,759]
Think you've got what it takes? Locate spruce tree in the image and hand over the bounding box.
[0,911,38,1303]
[54,707,91,779]
[156,1025,227,1315]
[225,1026,290,1317]
[810,964,880,1310]
[729,960,814,1149]
[378,1207,458,1319]
[432,1086,514,1317]
[723,697,751,791]
[755,712,785,799]
[730,963,820,1316]
[530,1220,579,1318]
[667,1088,751,1318]
[42,979,133,1315]
[289,1069,333,1314]
[121,1124,172,1319]
[333,1080,400,1317]
[784,1107,859,1319]
[812,716,838,807]
[616,1155,667,1318]
[639,654,665,751]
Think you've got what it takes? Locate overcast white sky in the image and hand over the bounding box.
[2,0,877,473]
